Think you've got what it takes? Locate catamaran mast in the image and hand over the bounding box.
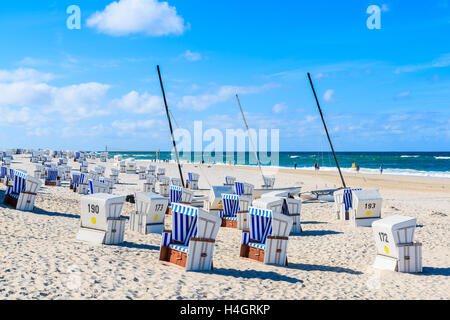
[307,72,347,189]
[235,94,268,188]
[157,65,185,188]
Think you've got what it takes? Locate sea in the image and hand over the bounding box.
[107,151,450,179]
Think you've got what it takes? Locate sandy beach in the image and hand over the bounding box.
[0,154,449,300]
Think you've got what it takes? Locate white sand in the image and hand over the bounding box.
[0,154,449,300]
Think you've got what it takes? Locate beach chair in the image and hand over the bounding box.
[156,175,171,197]
[113,155,123,162]
[240,207,293,266]
[100,177,115,191]
[157,167,166,180]
[143,174,157,192]
[76,193,126,245]
[203,185,234,212]
[45,168,60,186]
[171,177,183,187]
[168,185,194,214]
[219,194,252,229]
[126,159,136,174]
[349,189,383,227]
[333,188,362,220]
[259,193,302,234]
[70,172,81,190]
[95,165,106,176]
[0,165,8,183]
[77,173,89,194]
[110,168,119,184]
[187,172,200,190]
[159,203,221,271]
[235,181,254,197]
[138,166,147,180]
[372,215,422,273]
[130,192,169,234]
[80,161,88,173]
[262,176,275,189]
[100,152,108,162]
[224,176,236,187]
[146,165,156,176]
[89,179,111,194]
[3,170,41,211]
[119,160,126,173]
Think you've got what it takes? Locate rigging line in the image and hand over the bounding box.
[235,94,267,187]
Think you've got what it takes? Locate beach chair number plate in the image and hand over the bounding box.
[365,203,376,209]
[378,232,389,243]
[88,204,100,214]
[155,204,165,212]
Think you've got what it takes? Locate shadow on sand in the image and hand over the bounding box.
[287,263,362,275]
[421,267,450,276]
[297,230,342,237]
[205,267,303,284]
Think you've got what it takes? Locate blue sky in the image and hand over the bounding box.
[0,0,449,151]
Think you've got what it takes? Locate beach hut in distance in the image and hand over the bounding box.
[159,203,221,271]
[76,193,126,245]
[372,215,422,273]
[240,207,293,266]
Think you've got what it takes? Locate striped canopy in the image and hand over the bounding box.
[171,203,198,246]
[235,182,244,196]
[222,194,239,217]
[248,207,273,244]
[343,188,362,211]
[6,170,27,196]
[0,166,7,178]
[225,176,236,185]
[169,185,183,204]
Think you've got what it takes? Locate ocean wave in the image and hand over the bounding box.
[435,156,450,160]
[290,155,300,158]
[295,166,450,179]
[400,155,420,158]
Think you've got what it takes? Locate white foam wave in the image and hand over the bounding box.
[435,156,450,160]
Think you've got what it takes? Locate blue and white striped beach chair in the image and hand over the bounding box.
[234,181,254,197]
[4,170,41,211]
[168,185,194,214]
[45,168,59,186]
[219,194,240,228]
[240,207,293,266]
[224,175,236,186]
[89,179,111,194]
[160,203,221,271]
[1,165,8,182]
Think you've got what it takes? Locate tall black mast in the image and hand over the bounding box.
[307,72,347,189]
[157,65,185,188]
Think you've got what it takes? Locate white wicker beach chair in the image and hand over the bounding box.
[349,189,382,227]
[224,175,236,187]
[156,175,171,196]
[130,192,168,234]
[372,215,421,273]
[76,193,126,245]
[89,179,111,194]
[159,203,221,271]
[171,177,183,187]
[333,188,362,220]
[240,207,293,266]
[143,174,157,192]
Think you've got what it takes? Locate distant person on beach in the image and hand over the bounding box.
[294,162,297,170]
[380,165,383,175]
[314,162,320,171]
[356,165,360,173]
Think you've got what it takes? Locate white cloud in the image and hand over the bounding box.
[87,0,187,37]
[113,91,163,114]
[178,83,277,111]
[323,89,335,102]
[395,54,450,73]
[395,91,411,99]
[0,68,54,83]
[182,50,202,62]
[272,102,287,114]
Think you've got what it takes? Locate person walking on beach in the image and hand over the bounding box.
[314,162,320,171]
[356,165,360,173]
[294,162,297,170]
[380,165,383,175]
